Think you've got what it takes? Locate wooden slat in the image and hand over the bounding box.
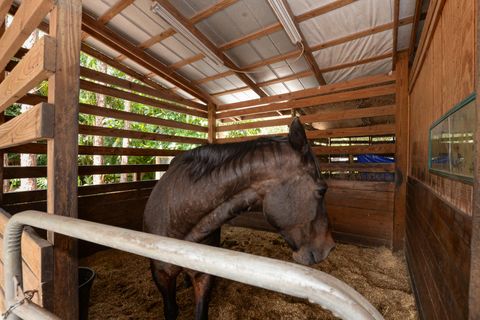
[78,125,206,145]
[97,0,134,25]
[0,103,53,149]
[79,79,207,118]
[391,0,400,69]
[81,13,210,102]
[0,0,13,27]
[408,0,422,61]
[16,93,209,133]
[190,0,238,24]
[217,84,396,119]
[170,53,205,70]
[0,0,54,72]
[80,66,207,111]
[312,143,395,155]
[218,73,395,111]
[4,164,169,179]
[326,179,395,191]
[0,36,56,112]
[320,163,395,172]
[138,29,176,49]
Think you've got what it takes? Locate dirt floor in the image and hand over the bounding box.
[81,227,418,320]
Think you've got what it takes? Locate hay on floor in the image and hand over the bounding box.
[81,227,417,320]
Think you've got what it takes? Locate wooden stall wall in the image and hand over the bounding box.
[407,0,474,318]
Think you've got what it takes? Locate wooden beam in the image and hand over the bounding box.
[138,28,176,49]
[154,0,267,98]
[319,163,395,172]
[470,1,480,316]
[312,143,395,155]
[0,36,56,113]
[47,0,81,318]
[80,66,206,111]
[218,0,355,51]
[79,79,207,118]
[81,12,210,102]
[190,0,239,24]
[0,20,6,204]
[208,103,216,143]
[0,0,54,72]
[320,52,392,73]
[392,0,400,69]
[0,0,13,26]
[409,0,446,92]
[0,103,54,149]
[97,0,134,25]
[217,84,396,119]
[194,70,236,85]
[392,51,408,251]
[170,53,205,69]
[78,125,206,145]
[218,73,395,111]
[278,0,326,85]
[408,0,423,63]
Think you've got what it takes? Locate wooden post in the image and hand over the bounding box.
[392,51,409,251]
[0,20,4,203]
[208,103,216,144]
[469,1,480,317]
[47,0,82,318]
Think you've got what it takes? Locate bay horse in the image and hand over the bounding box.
[143,118,335,320]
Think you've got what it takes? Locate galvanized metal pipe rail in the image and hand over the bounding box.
[3,211,384,320]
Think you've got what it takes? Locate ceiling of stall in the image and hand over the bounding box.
[80,0,419,105]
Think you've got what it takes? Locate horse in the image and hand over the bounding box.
[143,118,336,320]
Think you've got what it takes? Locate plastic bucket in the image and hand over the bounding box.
[78,267,96,320]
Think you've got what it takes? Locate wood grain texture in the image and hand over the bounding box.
[409,0,474,215]
[0,103,53,149]
[97,0,134,24]
[0,0,54,72]
[406,177,471,320]
[392,52,408,251]
[313,144,395,155]
[0,36,56,112]
[47,1,82,317]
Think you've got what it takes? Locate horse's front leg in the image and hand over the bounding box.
[150,261,181,320]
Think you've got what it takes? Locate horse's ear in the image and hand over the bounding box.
[288,117,309,154]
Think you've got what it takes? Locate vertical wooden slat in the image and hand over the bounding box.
[46,0,81,318]
[208,103,216,144]
[392,51,409,251]
[0,20,5,203]
[392,0,400,69]
[469,0,480,317]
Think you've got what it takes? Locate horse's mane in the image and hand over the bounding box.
[172,136,320,182]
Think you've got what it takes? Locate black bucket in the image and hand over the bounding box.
[79,267,96,320]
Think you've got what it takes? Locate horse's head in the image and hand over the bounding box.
[262,118,335,265]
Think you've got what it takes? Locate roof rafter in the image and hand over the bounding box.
[190,0,239,24]
[219,0,356,51]
[98,0,134,25]
[154,0,267,98]
[277,0,326,85]
[81,12,211,102]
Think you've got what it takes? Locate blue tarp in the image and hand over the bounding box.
[357,154,395,163]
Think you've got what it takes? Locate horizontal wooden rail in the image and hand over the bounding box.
[0,0,55,72]
[217,73,395,112]
[79,67,206,112]
[312,144,396,155]
[319,163,395,172]
[4,164,169,179]
[217,105,396,132]
[79,79,207,118]
[216,123,396,143]
[0,103,53,149]
[0,36,56,113]
[4,144,185,156]
[78,125,206,145]
[17,94,209,133]
[216,84,396,119]
[2,180,158,205]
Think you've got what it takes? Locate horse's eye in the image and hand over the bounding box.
[314,188,326,199]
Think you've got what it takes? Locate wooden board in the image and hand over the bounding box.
[0,36,56,112]
[406,177,471,319]
[0,208,53,311]
[0,103,53,149]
